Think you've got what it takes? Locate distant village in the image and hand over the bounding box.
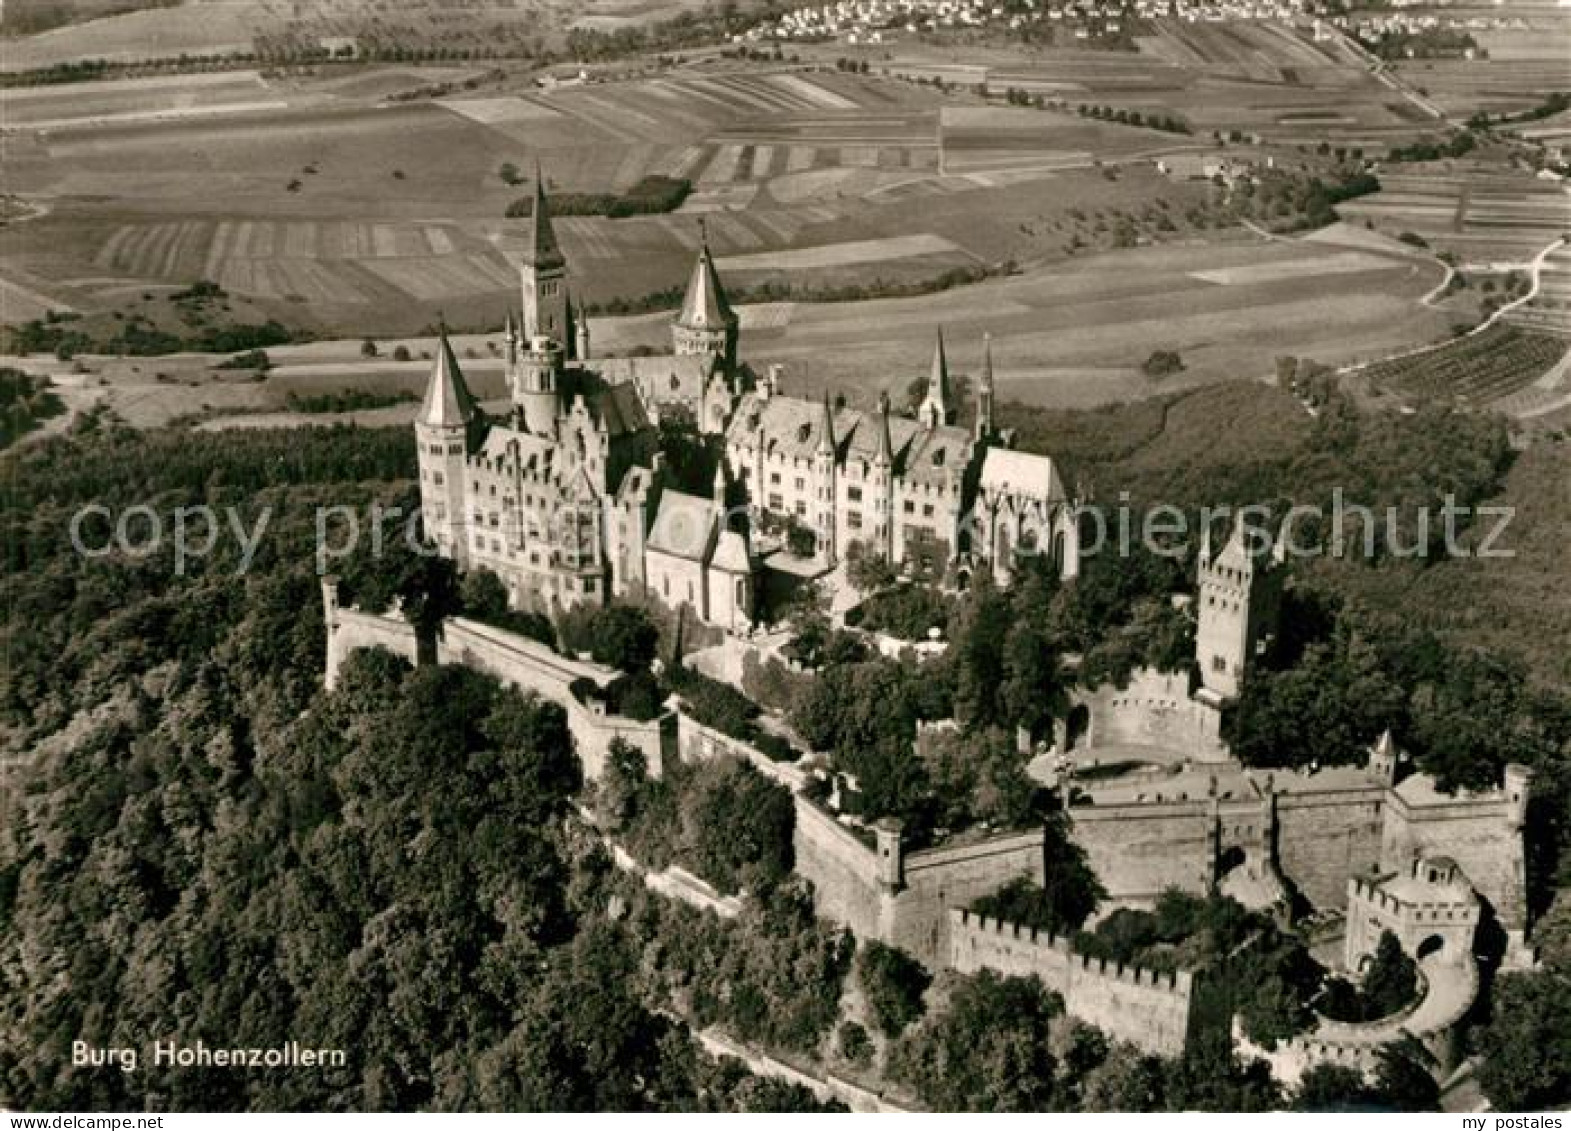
[738,0,1531,56]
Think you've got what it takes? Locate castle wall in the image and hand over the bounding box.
[438,617,668,781]
[1073,668,1228,762]
[1382,793,1527,933]
[1069,803,1214,903]
[1274,788,1384,912]
[886,831,1047,967]
[949,910,1196,1056]
[324,603,425,690]
[677,712,805,791]
[791,796,888,944]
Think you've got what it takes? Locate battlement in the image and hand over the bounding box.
[952,910,1194,993]
[1347,873,1479,925]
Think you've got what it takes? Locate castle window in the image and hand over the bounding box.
[769,494,783,509]
[1212,655,1227,672]
[795,500,806,517]
[848,486,862,502]
[848,511,862,530]
[904,500,915,514]
[923,504,935,518]
[433,472,444,485]
[794,477,805,491]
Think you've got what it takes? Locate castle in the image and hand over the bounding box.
[415,173,1080,630]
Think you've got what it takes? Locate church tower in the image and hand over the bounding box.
[672,224,739,371]
[520,164,571,354]
[918,329,955,429]
[416,329,479,564]
[1195,519,1282,700]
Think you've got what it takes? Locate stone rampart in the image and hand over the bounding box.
[1072,668,1227,762]
[949,909,1196,1056]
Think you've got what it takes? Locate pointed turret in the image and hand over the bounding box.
[712,459,728,509]
[976,332,995,441]
[524,160,565,272]
[919,329,955,429]
[873,391,894,467]
[672,222,740,368]
[574,299,590,359]
[817,391,837,455]
[420,329,477,429]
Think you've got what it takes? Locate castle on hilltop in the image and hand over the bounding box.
[415,173,1080,630]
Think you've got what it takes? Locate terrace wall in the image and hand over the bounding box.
[949,910,1196,1056]
[321,583,669,781]
[1273,787,1385,911]
[791,796,888,944]
[1382,788,1528,938]
[1068,802,1214,903]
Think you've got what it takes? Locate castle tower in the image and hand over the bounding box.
[814,391,838,563]
[416,329,479,563]
[976,332,995,441]
[520,163,571,352]
[1195,519,1282,700]
[918,329,955,429]
[512,333,564,437]
[672,223,739,370]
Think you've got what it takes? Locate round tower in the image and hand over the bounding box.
[513,334,563,436]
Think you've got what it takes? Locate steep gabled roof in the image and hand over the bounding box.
[419,331,478,429]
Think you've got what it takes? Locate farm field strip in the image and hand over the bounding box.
[714,233,965,272]
[436,97,566,125]
[1190,251,1397,287]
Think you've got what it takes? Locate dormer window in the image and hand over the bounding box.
[798,423,811,444]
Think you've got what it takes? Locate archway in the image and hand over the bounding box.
[1065,703,1090,751]
[1415,934,1445,963]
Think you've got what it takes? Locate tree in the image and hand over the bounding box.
[886,970,1063,1111]
[857,940,931,1037]
[1142,350,1184,378]
[1293,1064,1378,1111]
[1361,931,1417,1019]
[1476,966,1571,1110]
[594,604,659,672]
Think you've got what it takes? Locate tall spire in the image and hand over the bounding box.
[525,160,565,272]
[678,223,736,332]
[976,332,995,441]
[919,328,954,429]
[817,390,837,455]
[874,390,893,467]
[420,328,477,429]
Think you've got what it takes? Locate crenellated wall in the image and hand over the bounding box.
[1382,787,1528,940]
[949,909,1197,1056]
[1072,668,1228,762]
[887,832,1047,967]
